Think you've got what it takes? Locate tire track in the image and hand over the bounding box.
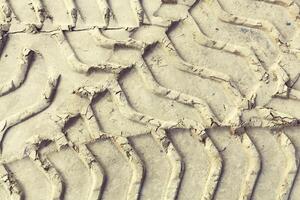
[191,130,223,200]
[151,129,184,200]
[0,1,300,199]
[112,136,144,200]
[0,164,22,200]
[208,0,300,101]
[274,131,299,200]
[53,30,131,74]
[0,69,60,152]
[239,132,261,200]
[24,135,65,200]
[0,48,33,97]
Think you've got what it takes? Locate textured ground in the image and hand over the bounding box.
[1,0,300,200]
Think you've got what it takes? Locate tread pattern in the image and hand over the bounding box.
[0,0,300,199]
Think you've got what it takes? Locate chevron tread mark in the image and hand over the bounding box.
[0,0,300,200]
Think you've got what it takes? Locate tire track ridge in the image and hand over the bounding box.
[0,0,166,31]
[187,3,299,199]
[90,27,147,51]
[159,34,245,108]
[53,30,132,74]
[210,0,300,101]
[77,78,223,200]
[0,48,34,97]
[72,144,104,200]
[239,132,261,200]
[186,8,269,82]
[24,133,66,200]
[0,69,60,152]
[274,131,299,200]
[134,58,220,127]
[255,0,300,22]
[130,0,145,27]
[212,0,287,48]
[95,0,112,27]
[30,0,46,26]
[75,74,220,200]
[0,164,22,200]
[0,0,12,25]
[53,106,106,200]
[77,27,296,199]
[112,136,145,200]
[54,98,146,200]
[191,129,223,200]
[151,129,184,200]
[89,27,220,127]
[62,0,78,28]
[109,79,221,198]
[80,103,145,200]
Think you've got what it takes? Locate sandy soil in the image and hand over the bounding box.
[0,0,300,199]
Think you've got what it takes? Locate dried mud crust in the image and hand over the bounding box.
[1,0,300,200]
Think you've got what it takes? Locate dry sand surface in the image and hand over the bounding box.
[1,0,300,199]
